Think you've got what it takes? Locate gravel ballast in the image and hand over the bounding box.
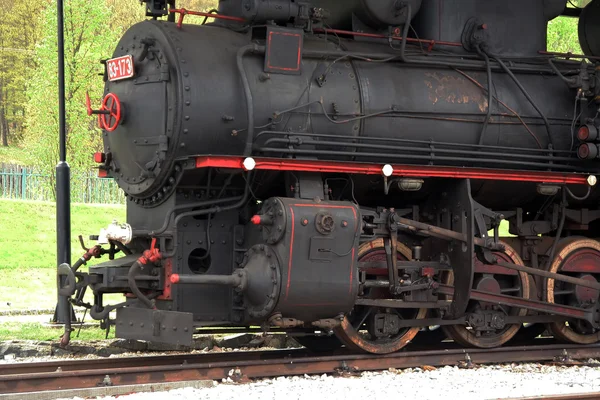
[0,334,301,362]
[57,362,600,400]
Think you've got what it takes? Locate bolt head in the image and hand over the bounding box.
[382,164,394,177]
[243,157,256,171]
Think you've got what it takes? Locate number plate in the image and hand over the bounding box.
[107,55,134,82]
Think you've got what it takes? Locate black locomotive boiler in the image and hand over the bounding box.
[66,0,600,353]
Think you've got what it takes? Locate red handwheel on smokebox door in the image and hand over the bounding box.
[85,92,124,132]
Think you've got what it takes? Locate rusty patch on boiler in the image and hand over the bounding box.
[424,72,488,113]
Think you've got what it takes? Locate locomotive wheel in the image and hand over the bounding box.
[333,239,427,354]
[442,241,530,348]
[546,238,600,344]
[294,335,343,353]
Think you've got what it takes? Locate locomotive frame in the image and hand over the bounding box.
[56,0,600,354]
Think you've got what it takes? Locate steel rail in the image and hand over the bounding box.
[1,344,600,395]
[0,348,306,376]
[503,394,600,400]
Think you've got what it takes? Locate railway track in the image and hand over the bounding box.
[508,395,600,400]
[1,343,600,398]
[513,395,600,400]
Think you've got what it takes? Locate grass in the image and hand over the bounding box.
[0,145,35,166]
[0,322,114,341]
[0,199,126,269]
[0,268,125,312]
[0,199,126,312]
[1,268,57,311]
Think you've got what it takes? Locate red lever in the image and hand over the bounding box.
[250,214,273,225]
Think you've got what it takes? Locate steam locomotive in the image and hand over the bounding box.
[64,0,600,353]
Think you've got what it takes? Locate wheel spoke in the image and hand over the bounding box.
[546,238,600,344]
[392,308,405,319]
[334,238,427,354]
[442,241,529,348]
[553,290,574,296]
[352,307,373,330]
[497,304,510,316]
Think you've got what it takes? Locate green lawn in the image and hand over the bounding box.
[0,267,125,311]
[0,322,115,341]
[0,199,125,269]
[0,199,126,311]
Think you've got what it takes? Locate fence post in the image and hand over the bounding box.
[21,168,27,200]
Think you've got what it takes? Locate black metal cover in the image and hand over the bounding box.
[116,307,194,346]
[261,197,360,322]
[414,0,567,56]
[264,27,304,75]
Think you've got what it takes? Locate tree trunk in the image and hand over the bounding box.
[0,107,8,147]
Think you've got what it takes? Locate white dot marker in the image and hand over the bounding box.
[588,175,597,187]
[243,157,256,171]
[382,164,394,177]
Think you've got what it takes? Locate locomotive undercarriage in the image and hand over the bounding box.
[63,169,600,354]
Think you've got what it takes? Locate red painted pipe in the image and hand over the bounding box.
[313,28,463,49]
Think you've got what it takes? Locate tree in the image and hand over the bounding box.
[0,0,48,147]
[20,0,218,177]
[23,0,120,196]
[105,0,146,35]
[105,0,218,35]
[180,0,219,12]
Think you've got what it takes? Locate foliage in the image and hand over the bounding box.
[22,0,121,198]
[178,0,220,21]
[548,16,582,54]
[0,146,35,165]
[17,0,219,193]
[105,0,146,35]
[0,0,48,147]
[547,0,592,54]
[105,0,219,34]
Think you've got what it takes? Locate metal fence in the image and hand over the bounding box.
[0,164,125,204]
